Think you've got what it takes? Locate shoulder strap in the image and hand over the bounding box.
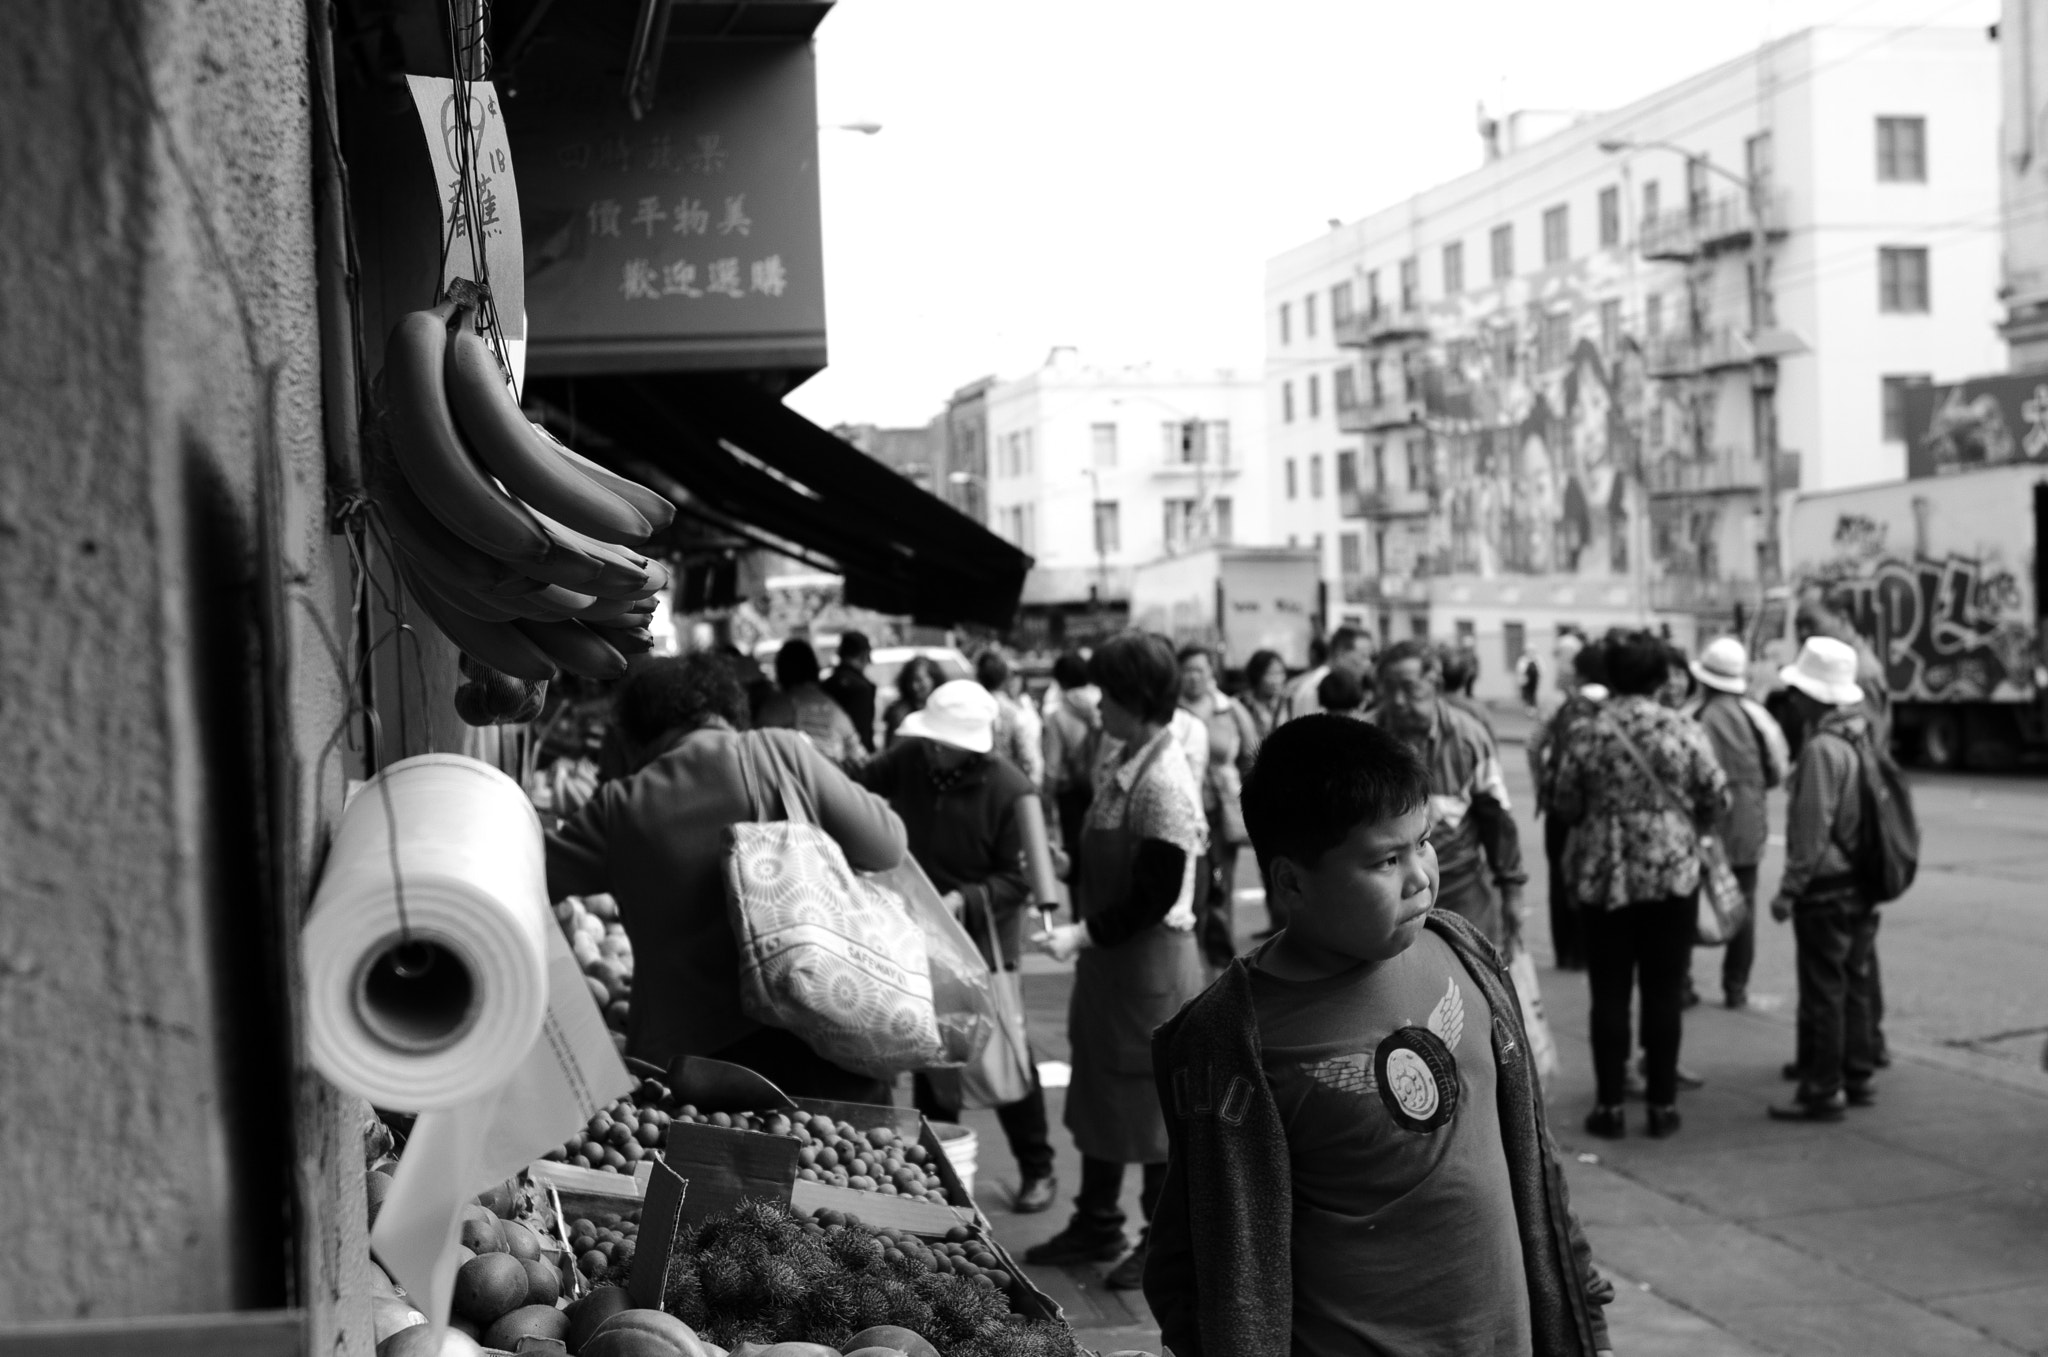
[1599,713,1699,842]
[737,732,810,826]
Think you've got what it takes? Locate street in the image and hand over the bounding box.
[963,717,2048,1356]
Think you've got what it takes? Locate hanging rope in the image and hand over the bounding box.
[438,0,517,395]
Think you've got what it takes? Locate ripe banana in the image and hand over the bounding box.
[399,564,560,681]
[445,323,654,545]
[606,627,656,655]
[367,426,548,598]
[528,509,659,597]
[535,425,677,534]
[495,582,601,622]
[577,593,649,622]
[512,619,629,680]
[384,303,553,564]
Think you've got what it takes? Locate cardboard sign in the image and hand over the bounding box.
[406,75,528,386]
[626,1160,691,1310]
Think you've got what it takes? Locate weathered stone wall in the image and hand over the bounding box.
[0,2,367,1348]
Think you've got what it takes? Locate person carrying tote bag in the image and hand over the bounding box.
[1549,631,1729,1143]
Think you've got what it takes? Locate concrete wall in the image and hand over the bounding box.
[0,2,365,1347]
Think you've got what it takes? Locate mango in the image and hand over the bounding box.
[452,1251,529,1327]
[482,1303,571,1351]
[564,1285,634,1352]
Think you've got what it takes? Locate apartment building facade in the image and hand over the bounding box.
[985,347,1267,638]
[1265,25,2001,698]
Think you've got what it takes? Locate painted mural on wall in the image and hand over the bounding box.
[1803,513,2035,701]
[1419,337,1644,581]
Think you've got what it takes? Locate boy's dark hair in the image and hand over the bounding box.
[1052,650,1091,689]
[1316,667,1366,713]
[1241,716,1431,878]
[617,654,750,746]
[774,639,821,689]
[1089,632,1180,724]
[1604,628,1671,696]
[975,647,1013,691]
[1374,637,1439,679]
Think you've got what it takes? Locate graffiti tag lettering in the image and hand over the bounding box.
[1825,553,2032,700]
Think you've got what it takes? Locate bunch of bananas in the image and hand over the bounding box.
[367,293,675,712]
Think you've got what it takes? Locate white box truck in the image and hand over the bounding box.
[1129,546,1321,670]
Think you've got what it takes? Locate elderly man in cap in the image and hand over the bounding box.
[1688,638,1790,1009]
[1768,638,1882,1123]
[858,679,1059,1211]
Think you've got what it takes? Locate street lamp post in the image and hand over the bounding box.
[1599,137,1781,588]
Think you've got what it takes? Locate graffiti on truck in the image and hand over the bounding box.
[1807,539,2035,700]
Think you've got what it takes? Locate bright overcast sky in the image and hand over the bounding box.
[785,0,1997,429]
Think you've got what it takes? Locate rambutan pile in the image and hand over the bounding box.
[648,1198,1079,1357]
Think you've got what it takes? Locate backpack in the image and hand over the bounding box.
[1832,727,1920,903]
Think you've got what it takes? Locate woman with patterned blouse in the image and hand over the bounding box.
[1551,630,1729,1142]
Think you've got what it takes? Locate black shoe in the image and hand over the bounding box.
[1781,1061,1806,1082]
[1646,1104,1683,1138]
[1584,1105,1626,1139]
[1681,986,1702,1011]
[1724,987,1748,1009]
[1845,1080,1877,1108]
[1769,1090,1848,1122]
[1022,1217,1127,1265]
[1105,1233,1148,1290]
[1013,1174,1058,1214]
[1873,1046,1892,1069]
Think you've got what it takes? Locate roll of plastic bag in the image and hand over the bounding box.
[303,754,629,1333]
[304,755,551,1109]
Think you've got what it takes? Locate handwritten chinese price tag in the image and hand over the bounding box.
[406,76,528,387]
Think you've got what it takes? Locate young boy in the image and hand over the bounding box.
[1144,716,1613,1356]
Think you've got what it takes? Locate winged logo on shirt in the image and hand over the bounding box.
[1427,976,1465,1051]
[1373,976,1465,1134]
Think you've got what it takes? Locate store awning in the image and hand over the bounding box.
[526,374,1032,628]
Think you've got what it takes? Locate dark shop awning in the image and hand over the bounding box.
[527,375,1032,629]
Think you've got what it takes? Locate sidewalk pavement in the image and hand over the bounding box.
[960,902,2048,1356]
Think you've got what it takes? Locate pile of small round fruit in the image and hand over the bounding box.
[540,1090,672,1174]
[685,1109,953,1203]
[566,1207,641,1281]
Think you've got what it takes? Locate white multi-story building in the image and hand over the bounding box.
[984,347,1267,640]
[1265,25,2002,698]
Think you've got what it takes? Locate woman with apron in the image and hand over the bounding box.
[1026,632,1208,1290]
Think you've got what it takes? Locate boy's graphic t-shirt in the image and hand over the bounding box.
[1249,929,1533,1357]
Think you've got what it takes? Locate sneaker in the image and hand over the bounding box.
[1845,1080,1877,1108]
[1022,1216,1127,1266]
[1768,1090,1848,1122]
[1781,1061,1806,1082]
[1014,1174,1058,1214]
[1583,1105,1626,1139]
[1646,1104,1683,1138]
[1105,1233,1148,1290]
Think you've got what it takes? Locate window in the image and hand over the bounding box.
[1333,366,1358,411]
[1214,497,1234,544]
[1208,420,1232,466]
[1336,449,1359,494]
[1410,615,1430,639]
[1368,357,1384,405]
[1365,269,1382,318]
[1493,321,1517,377]
[1308,374,1322,419]
[1283,380,1295,423]
[1162,421,1191,463]
[1285,458,1298,500]
[1399,256,1419,311]
[1642,180,1660,223]
[1022,503,1035,552]
[996,429,1034,478]
[1542,204,1569,265]
[1310,454,1325,499]
[1279,302,1292,345]
[1339,532,1364,576]
[1504,621,1526,670]
[1599,298,1622,354]
[1089,422,1118,468]
[1404,437,1425,491]
[1443,241,1465,295]
[1371,441,1387,490]
[1647,402,1666,448]
[1331,280,1354,323]
[1881,374,1931,441]
[1163,499,1199,553]
[1489,224,1514,281]
[1685,157,1710,214]
[1877,116,1927,183]
[1537,311,1572,370]
[1746,130,1774,193]
[1598,186,1620,248]
[1092,500,1121,555]
[1879,246,1930,312]
[1455,619,1475,646]
[1646,293,1664,337]
[1747,256,1778,328]
[1304,292,1318,337]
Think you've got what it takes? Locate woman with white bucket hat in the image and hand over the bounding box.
[1687,638,1790,1009]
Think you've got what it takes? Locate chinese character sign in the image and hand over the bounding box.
[508,43,824,372]
[406,75,527,382]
